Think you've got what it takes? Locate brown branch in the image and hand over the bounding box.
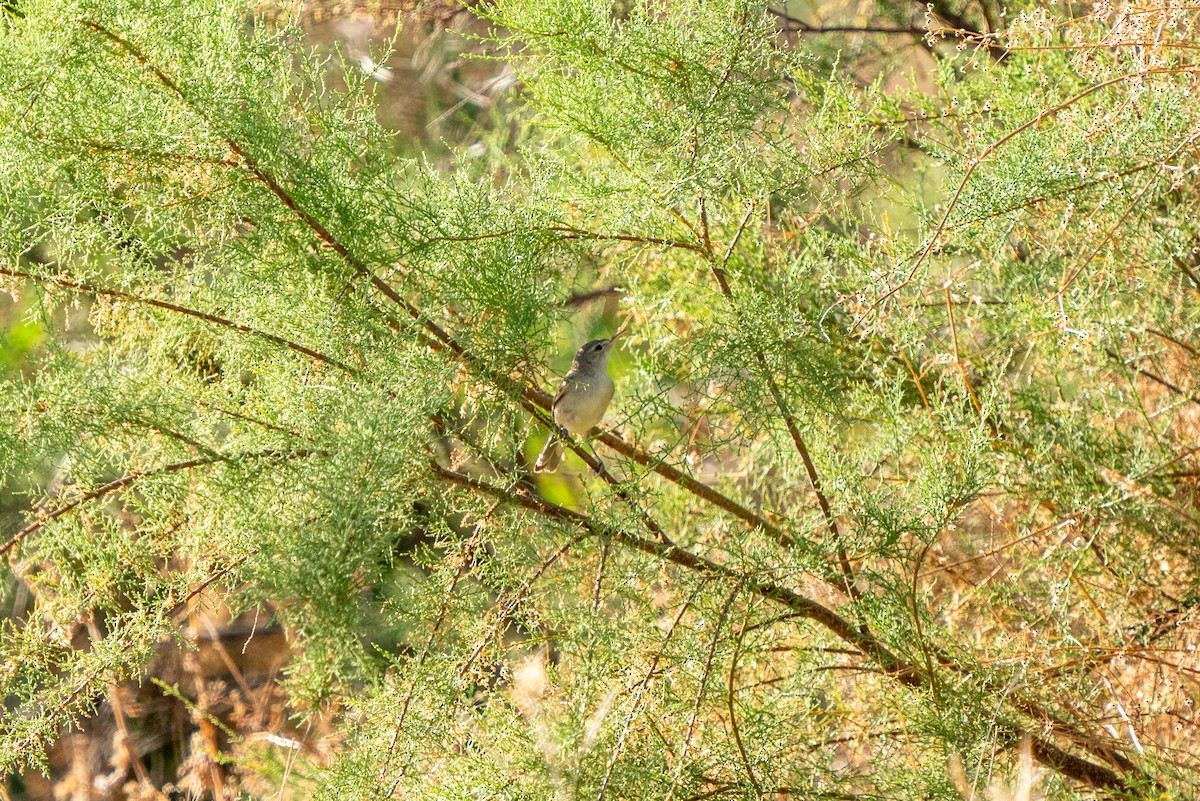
[1147,327,1200,359]
[81,20,791,564]
[455,477,1132,793]
[194,400,318,443]
[919,1,973,35]
[708,261,861,604]
[430,461,899,670]
[945,285,981,413]
[1105,348,1200,409]
[547,226,706,254]
[564,285,624,308]
[768,5,1003,57]
[860,66,1200,329]
[1173,255,1200,293]
[60,137,241,169]
[727,590,762,796]
[403,226,704,255]
[689,73,851,580]
[430,463,1143,794]
[591,537,610,609]
[2,449,323,558]
[777,19,927,35]
[0,265,355,374]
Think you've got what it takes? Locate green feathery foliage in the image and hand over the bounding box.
[1,0,1198,798]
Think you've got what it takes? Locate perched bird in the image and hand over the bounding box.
[535,326,626,472]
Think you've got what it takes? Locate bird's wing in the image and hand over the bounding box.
[552,370,585,411]
[551,378,570,410]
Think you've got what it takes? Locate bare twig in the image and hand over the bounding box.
[599,579,709,801]
[1105,348,1200,409]
[708,260,862,606]
[727,588,762,796]
[768,5,1003,57]
[860,66,1200,329]
[564,285,624,308]
[945,285,981,413]
[669,583,740,799]
[380,508,494,789]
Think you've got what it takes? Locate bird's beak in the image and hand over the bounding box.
[608,324,628,343]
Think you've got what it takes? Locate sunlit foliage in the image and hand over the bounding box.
[1,0,1198,798]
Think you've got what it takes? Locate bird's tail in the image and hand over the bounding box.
[535,437,564,472]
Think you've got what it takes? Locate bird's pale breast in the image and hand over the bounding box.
[553,375,615,436]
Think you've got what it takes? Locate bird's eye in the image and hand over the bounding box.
[594,344,604,352]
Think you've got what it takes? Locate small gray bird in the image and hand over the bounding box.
[535,326,626,472]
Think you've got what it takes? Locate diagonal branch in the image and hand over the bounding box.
[727,591,762,796]
[430,459,896,667]
[1106,347,1200,409]
[860,65,1200,327]
[429,462,1144,795]
[0,265,355,374]
[707,259,863,606]
[81,18,792,562]
[2,448,324,558]
[82,19,456,357]
[406,226,705,255]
